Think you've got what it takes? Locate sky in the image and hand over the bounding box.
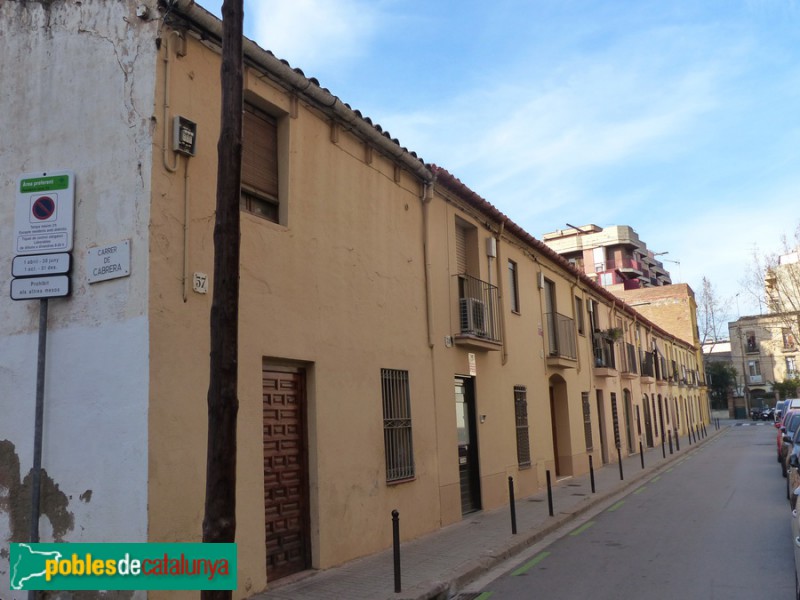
[199,0,800,320]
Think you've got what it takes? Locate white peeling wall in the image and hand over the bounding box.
[0,2,158,597]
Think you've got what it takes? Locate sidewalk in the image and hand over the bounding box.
[251,420,735,600]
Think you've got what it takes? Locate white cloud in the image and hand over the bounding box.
[245,0,383,75]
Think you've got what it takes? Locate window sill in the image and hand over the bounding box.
[387,477,416,486]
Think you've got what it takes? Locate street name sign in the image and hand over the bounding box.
[86,240,130,284]
[14,170,75,255]
[12,253,71,277]
[10,275,70,300]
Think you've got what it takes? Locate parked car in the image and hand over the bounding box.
[786,428,800,499]
[780,412,800,477]
[788,451,800,503]
[779,410,800,461]
[776,400,789,422]
[779,410,800,462]
[791,492,800,598]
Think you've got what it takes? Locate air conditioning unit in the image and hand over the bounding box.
[460,297,488,337]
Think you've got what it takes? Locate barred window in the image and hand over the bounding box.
[381,369,415,483]
[582,392,593,451]
[514,386,531,467]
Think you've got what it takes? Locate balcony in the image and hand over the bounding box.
[592,334,617,377]
[604,257,643,276]
[620,343,638,378]
[640,350,655,382]
[545,312,577,368]
[454,274,502,351]
[749,374,763,384]
[657,356,669,385]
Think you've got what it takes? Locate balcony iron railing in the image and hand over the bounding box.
[456,274,501,343]
[621,343,638,374]
[545,312,577,360]
[640,350,655,377]
[593,334,616,369]
[601,257,642,273]
[658,357,668,381]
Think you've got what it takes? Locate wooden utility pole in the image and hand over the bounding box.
[202,1,243,599]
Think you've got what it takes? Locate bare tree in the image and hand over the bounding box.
[740,223,800,317]
[203,2,243,600]
[764,224,800,315]
[696,276,732,345]
[739,244,768,315]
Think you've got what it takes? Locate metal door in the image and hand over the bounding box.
[455,377,481,514]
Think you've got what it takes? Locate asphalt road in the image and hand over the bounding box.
[467,423,795,600]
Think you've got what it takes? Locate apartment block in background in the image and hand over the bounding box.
[542,224,672,291]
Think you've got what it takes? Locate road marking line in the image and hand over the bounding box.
[651,475,661,482]
[607,500,626,512]
[569,521,595,536]
[634,486,647,495]
[475,593,494,600]
[511,552,551,576]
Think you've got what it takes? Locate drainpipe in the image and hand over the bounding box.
[421,181,435,348]
[182,158,191,302]
[161,30,192,301]
[162,31,184,173]
[569,275,583,373]
[495,220,508,365]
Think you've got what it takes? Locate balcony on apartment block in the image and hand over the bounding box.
[454,274,502,351]
[545,312,577,368]
[656,357,669,385]
[603,256,643,276]
[640,350,656,382]
[592,334,617,377]
[620,342,638,378]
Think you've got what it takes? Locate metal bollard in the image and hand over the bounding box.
[661,434,666,459]
[674,429,680,452]
[639,441,645,469]
[668,430,673,454]
[589,455,596,493]
[508,476,517,535]
[546,470,554,517]
[392,509,401,593]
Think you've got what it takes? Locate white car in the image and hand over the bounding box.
[792,494,800,599]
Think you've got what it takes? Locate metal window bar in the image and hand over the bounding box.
[592,335,616,369]
[640,350,655,377]
[545,312,577,359]
[456,274,501,342]
[659,357,668,381]
[381,369,415,482]
[514,386,531,466]
[625,343,638,374]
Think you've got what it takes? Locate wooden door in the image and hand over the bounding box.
[263,368,310,580]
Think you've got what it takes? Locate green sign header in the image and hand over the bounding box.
[19,174,70,193]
